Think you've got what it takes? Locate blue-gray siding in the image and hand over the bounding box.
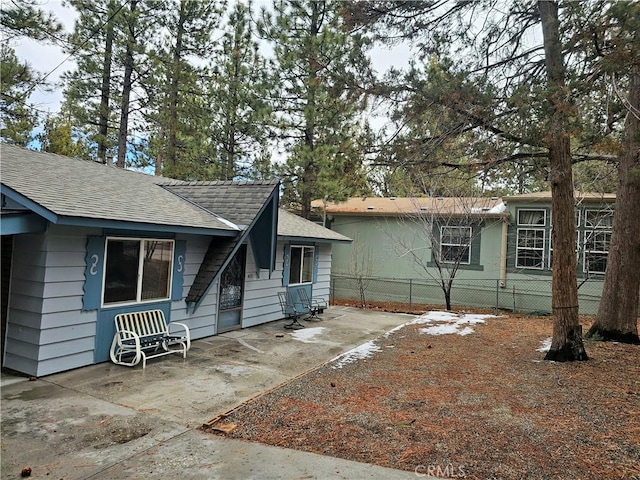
[242,242,286,328]
[242,241,332,328]
[169,234,218,339]
[3,228,335,376]
[5,225,98,376]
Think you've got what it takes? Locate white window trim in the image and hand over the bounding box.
[583,230,610,274]
[440,226,472,265]
[289,245,315,285]
[517,209,546,226]
[548,231,579,269]
[584,209,614,229]
[101,236,175,307]
[516,228,545,269]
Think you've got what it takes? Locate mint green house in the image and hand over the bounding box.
[315,192,616,314]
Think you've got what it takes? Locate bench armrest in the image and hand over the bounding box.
[167,322,191,351]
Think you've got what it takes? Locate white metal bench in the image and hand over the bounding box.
[109,309,191,368]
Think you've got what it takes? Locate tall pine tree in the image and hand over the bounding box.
[144,0,224,178]
[63,0,157,165]
[260,0,373,217]
[208,0,273,180]
[0,45,38,145]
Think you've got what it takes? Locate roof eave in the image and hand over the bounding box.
[325,211,509,219]
[55,216,238,236]
[1,184,58,223]
[278,235,353,244]
[0,212,48,235]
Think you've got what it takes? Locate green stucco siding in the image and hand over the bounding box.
[329,215,505,281]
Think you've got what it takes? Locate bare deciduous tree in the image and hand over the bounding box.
[386,195,504,311]
[348,231,377,308]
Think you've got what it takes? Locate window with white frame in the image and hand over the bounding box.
[584,230,611,274]
[517,209,545,226]
[583,209,613,274]
[548,230,579,268]
[103,238,174,305]
[440,226,472,264]
[585,209,613,229]
[516,209,546,269]
[289,245,314,284]
[516,228,545,268]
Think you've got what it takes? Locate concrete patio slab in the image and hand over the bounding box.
[2,307,431,480]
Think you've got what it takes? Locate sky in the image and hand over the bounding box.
[12,0,413,119]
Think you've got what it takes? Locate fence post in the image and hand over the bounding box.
[330,277,335,304]
[495,279,499,314]
[409,279,413,311]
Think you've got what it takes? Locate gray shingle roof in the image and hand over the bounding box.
[278,209,351,243]
[0,144,236,233]
[164,180,280,228]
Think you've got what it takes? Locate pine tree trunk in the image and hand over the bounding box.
[539,0,587,362]
[167,1,186,171]
[587,65,640,344]
[223,36,240,181]
[155,126,164,175]
[116,0,137,168]
[300,2,321,220]
[97,7,114,164]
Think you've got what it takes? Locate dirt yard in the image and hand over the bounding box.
[203,309,640,480]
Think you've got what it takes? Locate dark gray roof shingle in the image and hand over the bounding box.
[278,209,351,243]
[0,144,237,232]
[164,180,280,228]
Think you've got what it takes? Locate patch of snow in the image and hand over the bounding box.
[456,314,493,324]
[384,324,406,337]
[420,324,462,336]
[420,311,460,322]
[416,311,496,336]
[331,340,381,369]
[290,327,325,343]
[489,201,506,214]
[384,310,498,339]
[537,337,552,352]
[457,326,475,336]
[383,311,458,336]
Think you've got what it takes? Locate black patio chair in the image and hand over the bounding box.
[297,289,327,321]
[278,291,305,329]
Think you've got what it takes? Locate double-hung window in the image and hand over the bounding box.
[583,209,613,274]
[440,226,472,264]
[516,209,546,269]
[583,231,611,274]
[289,246,314,284]
[548,212,580,268]
[103,238,174,305]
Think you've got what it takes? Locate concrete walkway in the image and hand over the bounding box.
[1,307,434,480]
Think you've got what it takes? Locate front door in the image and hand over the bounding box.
[218,245,246,332]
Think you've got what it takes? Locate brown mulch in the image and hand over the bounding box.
[202,309,640,480]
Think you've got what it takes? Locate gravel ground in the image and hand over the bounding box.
[203,311,640,480]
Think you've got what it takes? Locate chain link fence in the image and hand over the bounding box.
[330,274,613,315]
